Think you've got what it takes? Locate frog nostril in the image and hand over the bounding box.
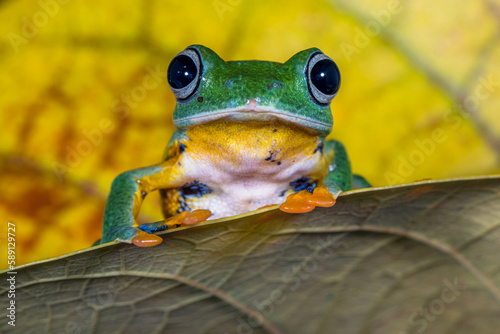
[247,98,258,110]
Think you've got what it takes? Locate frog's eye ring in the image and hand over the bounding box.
[306,52,340,106]
[167,48,202,100]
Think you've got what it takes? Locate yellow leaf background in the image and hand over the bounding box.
[1,0,499,268]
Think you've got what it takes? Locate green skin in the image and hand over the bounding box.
[99,45,370,244]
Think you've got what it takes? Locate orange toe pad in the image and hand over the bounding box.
[131,210,212,247]
[279,186,336,213]
[279,190,316,213]
[132,231,163,247]
[307,185,336,207]
[164,209,212,227]
[181,209,212,225]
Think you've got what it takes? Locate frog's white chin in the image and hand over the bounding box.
[173,107,332,133]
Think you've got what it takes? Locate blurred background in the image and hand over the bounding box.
[1,0,499,268]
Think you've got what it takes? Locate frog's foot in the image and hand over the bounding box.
[279,185,337,213]
[279,190,315,213]
[171,209,212,226]
[102,225,162,247]
[132,231,163,247]
[307,185,337,207]
[133,209,212,247]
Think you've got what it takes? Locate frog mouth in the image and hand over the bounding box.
[173,106,332,133]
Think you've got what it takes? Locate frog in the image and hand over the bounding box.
[99,45,370,247]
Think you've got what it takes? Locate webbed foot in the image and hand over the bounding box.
[132,209,212,247]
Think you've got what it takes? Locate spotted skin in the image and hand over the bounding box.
[160,119,331,220]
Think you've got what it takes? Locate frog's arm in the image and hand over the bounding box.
[323,140,371,191]
[279,140,370,213]
[100,162,176,245]
[322,139,352,194]
[100,157,211,247]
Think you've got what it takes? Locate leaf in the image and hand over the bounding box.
[2,176,500,334]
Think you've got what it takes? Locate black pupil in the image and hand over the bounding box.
[167,55,197,89]
[310,59,340,95]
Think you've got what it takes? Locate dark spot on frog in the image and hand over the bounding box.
[141,191,147,199]
[268,80,283,90]
[197,96,203,102]
[290,177,316,193]
[177,197,191,213]
[139,223,171,233]
[314,142,323,155]
[273,129,277,132]
[179,143,186,154]
[180,180,213,197]
[265,151,276,162]
[178,162,182,167]
[277,161,281,165]
[265,146,281,163]
[306,185,316,193]
[176,181,212,214]
[225,79,233,87]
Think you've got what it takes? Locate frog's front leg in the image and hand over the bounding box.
[101,161,210,247]
[321,139,353,194]
[280,140,367,213]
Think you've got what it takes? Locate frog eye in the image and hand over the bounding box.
[167,48,202,100]
[306,52,341,106]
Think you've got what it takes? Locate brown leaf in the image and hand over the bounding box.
[2,176,500,333]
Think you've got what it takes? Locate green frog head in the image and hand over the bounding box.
[167,45,341,135]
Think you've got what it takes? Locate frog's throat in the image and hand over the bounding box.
[173,107,332,134]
